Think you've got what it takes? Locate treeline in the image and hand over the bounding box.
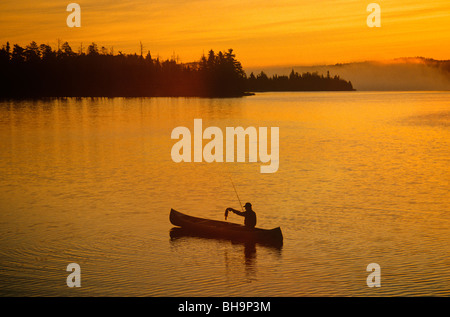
[0,41,247,97]
[247,70,354,91]
[0,41,353,98]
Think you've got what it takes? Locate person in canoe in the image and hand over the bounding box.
[225,202,257,228]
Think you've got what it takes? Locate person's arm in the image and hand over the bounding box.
[226,207,245,216]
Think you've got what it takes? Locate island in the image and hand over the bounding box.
[0,41,354,98]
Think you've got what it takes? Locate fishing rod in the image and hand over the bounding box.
[226,176,244,220]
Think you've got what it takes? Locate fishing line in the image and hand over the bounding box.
[229,175,244,213]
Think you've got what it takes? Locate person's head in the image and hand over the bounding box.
[244,202,252,211]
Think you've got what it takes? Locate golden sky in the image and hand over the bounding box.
[1,0,449,67]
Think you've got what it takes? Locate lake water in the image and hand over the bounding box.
[0,92,449,296]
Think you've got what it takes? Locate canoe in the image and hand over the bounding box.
[169,208,283,246]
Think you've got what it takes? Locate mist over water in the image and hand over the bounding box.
[0,92,449,296]
[250,58,450,91]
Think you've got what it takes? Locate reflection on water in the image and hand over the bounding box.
[169,227,282,283]
[170,228,255,282]
[402,110,450,127]
[0,92,449,296]
[169,227,283,287]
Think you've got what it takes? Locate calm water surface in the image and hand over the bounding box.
[0,92,449,296]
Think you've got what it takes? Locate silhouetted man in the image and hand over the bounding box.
[225,202,257,228]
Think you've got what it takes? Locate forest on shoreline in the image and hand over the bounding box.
[0,41,354,98]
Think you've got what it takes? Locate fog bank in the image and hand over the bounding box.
[248,58,450,91]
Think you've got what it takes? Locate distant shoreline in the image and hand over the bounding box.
[0,41,354,98]
[250,57,450,91]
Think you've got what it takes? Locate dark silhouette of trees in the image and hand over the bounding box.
[197,49,247,96]
[246,69,354,91]
[0,41,250,98]
[0,41,354,98]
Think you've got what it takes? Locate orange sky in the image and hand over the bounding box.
[1,0,449,67]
